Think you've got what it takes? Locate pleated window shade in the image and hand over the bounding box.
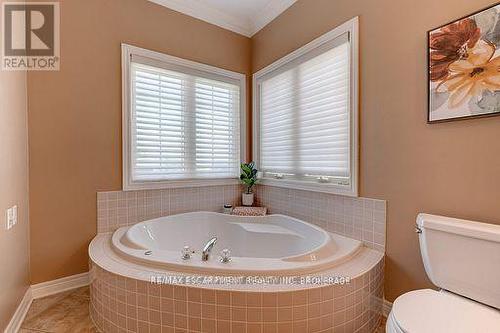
[130,60,241,182]
[256,33,352,185]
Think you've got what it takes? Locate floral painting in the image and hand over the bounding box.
[429,4,500,122]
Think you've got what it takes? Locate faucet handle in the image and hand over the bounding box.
[220,249,231,263]
[182,246,192,260]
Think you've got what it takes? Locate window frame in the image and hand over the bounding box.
[122,44,246,191]
[252,17,359,197]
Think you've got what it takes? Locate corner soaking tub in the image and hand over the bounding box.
[111,212,362,275]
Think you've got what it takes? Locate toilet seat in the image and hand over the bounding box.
[387,289,500,333]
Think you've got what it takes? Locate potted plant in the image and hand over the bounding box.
[240,162,258,206]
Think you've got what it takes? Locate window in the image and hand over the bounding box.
[122,44,246,190]
[253,17,359,196]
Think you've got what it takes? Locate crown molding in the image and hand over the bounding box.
[147,0,297,37]
[148,0,253,36]
[250,0,297,35]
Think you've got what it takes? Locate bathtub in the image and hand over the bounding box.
[111,211,362,275]
[90,211,385,332]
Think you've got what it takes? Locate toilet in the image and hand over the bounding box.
[386,213,500,332]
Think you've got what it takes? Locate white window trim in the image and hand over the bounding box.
[121,44,247,191]
[252,17,359,197]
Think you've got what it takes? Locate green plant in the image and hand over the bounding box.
[240,162,258,194]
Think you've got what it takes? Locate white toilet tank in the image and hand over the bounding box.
[417,213,500,309]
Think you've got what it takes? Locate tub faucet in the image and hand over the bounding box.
[201,237,217,261]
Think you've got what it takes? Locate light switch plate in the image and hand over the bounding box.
[5,205,17,230]
[6,208,12,230]
[12,205,17,226]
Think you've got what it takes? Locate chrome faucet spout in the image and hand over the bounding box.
[201,237,217,261]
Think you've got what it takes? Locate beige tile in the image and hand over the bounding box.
[21,287,98,333]
[263,323,277,333]
[292,306,306,321]
[292,290,307,306]
[277,307,292,322]
[246,293,262,307]
[247,307,262,322]
[217,320,231,333]
[71,287,90,300]
[262,307,277,322]
[216,305,230,320]
[231,291,247,306]
[262,293,277,307]
[187,288,201,303]
[23,288,80,322]
[203,289,217,305]
[231,307,246,321]
[97,183,389,244]
[277,292,293,307]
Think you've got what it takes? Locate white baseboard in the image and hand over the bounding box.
[30,272,90,300]
[4,272,90,333]
[4,288,33,333]
[383,298,393,317]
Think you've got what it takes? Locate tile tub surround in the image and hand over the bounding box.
[97,184,386,251]
[255,186,386,252]
[89,233,384,333]
[97,184,242,233]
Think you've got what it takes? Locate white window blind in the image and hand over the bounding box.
[256,32,352,185]
[130,59,241,182]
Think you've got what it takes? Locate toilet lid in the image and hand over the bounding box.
[392,289,500,333]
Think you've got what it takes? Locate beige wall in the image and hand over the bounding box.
[27,0,251,284]
[0,23,30,333]
[26,0,500,303]
[252,0,500,301]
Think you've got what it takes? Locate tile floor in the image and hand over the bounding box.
[20,286,386,333]
[20,287,97,332]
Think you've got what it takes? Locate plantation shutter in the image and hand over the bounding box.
[130,57,241,181]
[257,33,351,183]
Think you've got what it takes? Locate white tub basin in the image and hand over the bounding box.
[112,212,362,275]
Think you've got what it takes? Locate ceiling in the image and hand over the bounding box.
[147,0,297,37]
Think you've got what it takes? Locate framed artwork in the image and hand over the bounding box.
[428,3,500,122]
